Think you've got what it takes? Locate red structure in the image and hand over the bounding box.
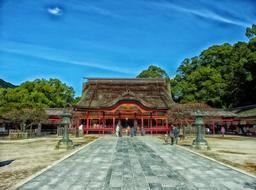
[73,78,174,134]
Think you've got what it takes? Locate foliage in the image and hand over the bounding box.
[73,96,81,104]
[137,65,169,79]
[246,24,256,39]
[0,79,75,115]
[136,65,172,94]
[168,103,212,125]
[0,79,16,88]
[171,25,256,108]
[3,108,47,131]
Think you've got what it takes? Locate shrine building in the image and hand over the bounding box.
[73,78,174,134]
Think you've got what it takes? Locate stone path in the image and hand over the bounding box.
[18,136,256,190]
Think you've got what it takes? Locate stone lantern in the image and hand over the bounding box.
[192,112,209,150]
[56,108,73,149]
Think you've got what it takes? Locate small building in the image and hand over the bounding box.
[74,78,174,134]
[232,105,256,135]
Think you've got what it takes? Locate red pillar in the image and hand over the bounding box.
[112,117,115,134]
[166,118,168,134]
[156,112,158,129]
[150,113,153,135]
[102,112,105,134]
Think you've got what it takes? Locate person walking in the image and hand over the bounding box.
[173,126,180,144]
[169,128,174,145]
[221,126,225,137]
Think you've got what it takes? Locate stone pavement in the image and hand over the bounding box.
[18,136,256,190]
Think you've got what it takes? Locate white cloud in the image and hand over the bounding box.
[151,2,250,28]
[47,6,62,16]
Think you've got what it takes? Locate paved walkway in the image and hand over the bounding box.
[18,136,256,190]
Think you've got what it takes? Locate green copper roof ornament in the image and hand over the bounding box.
[192,111,209,150]
[56,106,73,149]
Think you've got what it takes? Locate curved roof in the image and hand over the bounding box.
[76,78,174,110]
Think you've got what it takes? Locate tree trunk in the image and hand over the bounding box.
[20,122,26,132]
[30,125,32,138]
[37,123,42,136]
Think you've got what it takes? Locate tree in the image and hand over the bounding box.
[3,108,47,132]
[246,24,256,39]
[0,79,16,88]
[171,25,256,108]
[0,78,76,115]
[137,65,169,79]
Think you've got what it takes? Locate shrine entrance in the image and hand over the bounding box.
[75,100,169,134]
[120,119,134,128]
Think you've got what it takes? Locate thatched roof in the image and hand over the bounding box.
[45,108,68,116]
[233,105,256,117]
[76,78,174,110]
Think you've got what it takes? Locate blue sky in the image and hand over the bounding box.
[0,0,255,96]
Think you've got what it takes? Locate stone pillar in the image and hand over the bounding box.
[56,110,73,149]
[192,114,209,150]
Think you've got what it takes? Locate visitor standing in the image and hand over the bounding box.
[134,120,138,136]
[141,127,145,136]
[115,124,120,137]
[173,126,180,144]
[130,126,134,137]
[116,121,122,137]
[221,126,225,137]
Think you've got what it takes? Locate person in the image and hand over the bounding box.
[163,134,169,144]
[205,127,210,135]
[173,126,180,144]
[141,127,145,136]
[78,124,84,137]
[130,126,134,137]
[115,124,120,137]
[169,128,174,145]
[134,120,138,136]
[116,121,122,137]
[221,126,225,137]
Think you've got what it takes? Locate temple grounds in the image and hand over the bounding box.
[0,136,98,189]
[176,135,256,176]
[16,136,256,190]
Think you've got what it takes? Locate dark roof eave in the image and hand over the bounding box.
[74,105,169,111]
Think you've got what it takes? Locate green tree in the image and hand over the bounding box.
[171,25,256,108]
[0,78,76,115]
[246,24,256,39]
[137,65,169,79]
[171,44,232,107]
[3,108,47,132]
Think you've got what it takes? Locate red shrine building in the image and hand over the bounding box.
[73,78,174,134]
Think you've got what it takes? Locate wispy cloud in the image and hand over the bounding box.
[69,3,122,19]
[151,1,251,27]
[0,41,137,75]
[47,6,63,16]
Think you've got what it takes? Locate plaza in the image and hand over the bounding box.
[18,136,256,190]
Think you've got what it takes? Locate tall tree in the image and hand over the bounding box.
[137,65,169,79]
[171,24,256,108]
